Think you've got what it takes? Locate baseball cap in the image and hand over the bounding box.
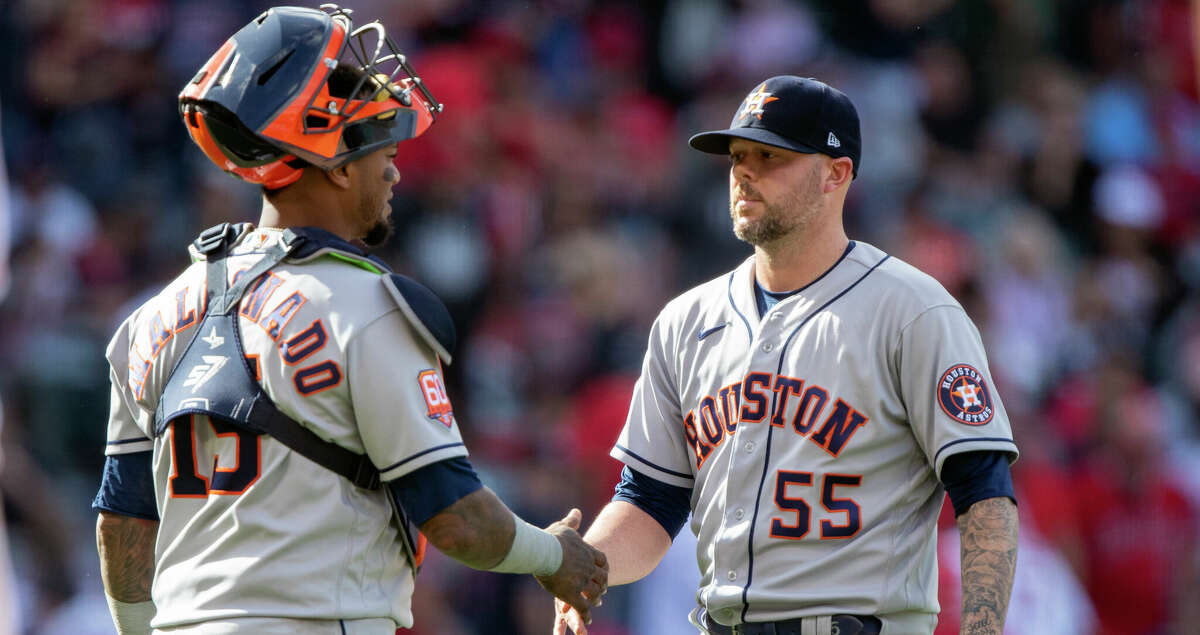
[689,76,861,177]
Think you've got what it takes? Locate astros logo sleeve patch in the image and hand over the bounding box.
[936,364,994,425]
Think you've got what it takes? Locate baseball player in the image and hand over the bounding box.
[555,76,1019,635]
[92,6,606,635]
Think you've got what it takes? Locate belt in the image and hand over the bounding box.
[706,614,882,635]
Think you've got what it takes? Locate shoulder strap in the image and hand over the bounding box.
[245,402,380,489]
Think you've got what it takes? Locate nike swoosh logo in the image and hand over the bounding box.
[697,322,730,341]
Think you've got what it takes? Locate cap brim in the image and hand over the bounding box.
[688,127,822,156]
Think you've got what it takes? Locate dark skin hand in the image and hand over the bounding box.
[420,488,608,623]
[535,509,609,625]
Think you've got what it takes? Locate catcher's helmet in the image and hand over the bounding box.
[179,4,442,189]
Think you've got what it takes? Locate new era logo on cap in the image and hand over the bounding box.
[687,76,862,178]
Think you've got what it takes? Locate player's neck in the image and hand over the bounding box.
[258,191,357,242]
[753,220,849,292]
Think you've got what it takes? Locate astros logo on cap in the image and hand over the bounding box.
[937,364,994,425]
[738,84,779,121]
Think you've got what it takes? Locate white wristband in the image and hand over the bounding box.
[105,596,155,635]
[487,513,563,576]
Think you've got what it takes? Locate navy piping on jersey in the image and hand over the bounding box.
[106,437,151,446]
[339,619,347,635]
[932,437,1018,466]
[727,272,754,342]
[614,444,695,480]
[740,253,889,623]
[378,442,467,473]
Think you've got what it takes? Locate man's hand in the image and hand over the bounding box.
[553,598,588,635]
[534,509,608,628]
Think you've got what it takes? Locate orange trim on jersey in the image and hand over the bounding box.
[769,470,812,540]
[769,375,804,428]
[174,285,197,334]
[682,410,714,469]
[740,372,771,423]
[809,398,868,458]
[257,290,308,342]
[281,320,328,365]
[791,383,829,435]
[697,395,725,446]
[244,353,262,382]
[818,473,863,540]
[208,421,263,495]
[169,417,210,499]
[294,360,343,396]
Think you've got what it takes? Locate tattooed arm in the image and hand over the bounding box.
[97,511,156,602]
[956,496,1018,635]
[97,511,157,634]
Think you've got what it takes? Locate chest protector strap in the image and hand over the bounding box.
[154,223,381,490]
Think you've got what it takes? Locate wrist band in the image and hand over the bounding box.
[105,596,154,635]
[487,512,563,576]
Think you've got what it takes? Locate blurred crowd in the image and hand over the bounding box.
[1,0,1198,633]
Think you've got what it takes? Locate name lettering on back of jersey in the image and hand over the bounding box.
[184,355,229,393]
[937,364,994,425]
[129,284,204,399]
[418,369,455,427]
[127,276,341,400]
[682,371,869,468]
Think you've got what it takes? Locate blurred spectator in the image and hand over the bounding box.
[1073,382,1198,635]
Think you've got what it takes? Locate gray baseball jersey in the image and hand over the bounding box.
[103,227,467,630]
[612,241,1017,633]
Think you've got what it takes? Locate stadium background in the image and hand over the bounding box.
[1,0,1198,633]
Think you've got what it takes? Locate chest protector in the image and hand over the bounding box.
[153,222,427,568]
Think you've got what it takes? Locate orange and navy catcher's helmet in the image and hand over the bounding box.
[179,4,441,189]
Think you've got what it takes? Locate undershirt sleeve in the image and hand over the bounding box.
[940,450,1016,516]
[92,451,159,521]
[612,466,692,539]
[387,456,483,526]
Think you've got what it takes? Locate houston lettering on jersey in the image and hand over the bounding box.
[682,371,868,468]
[128,277,318,399]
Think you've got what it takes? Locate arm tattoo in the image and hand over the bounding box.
[956,497,1018,635]
[96,512,158,602]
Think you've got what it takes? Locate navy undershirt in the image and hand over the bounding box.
[94,451,484,527]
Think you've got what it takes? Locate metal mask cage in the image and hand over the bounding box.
[299,3,443,136]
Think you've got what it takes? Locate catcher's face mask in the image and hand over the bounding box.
[179,4,441,189]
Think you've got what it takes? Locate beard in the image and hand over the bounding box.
[729,166,822,246]
[362,218,393,248]
[731,199,797,245]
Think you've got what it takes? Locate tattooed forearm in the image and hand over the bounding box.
[957,497,1018,635]
[96,511,158,602]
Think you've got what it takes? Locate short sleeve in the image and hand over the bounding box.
[347,309,468,482]
[897,305,1018,478]
[104,317,154,455]
[610,315,695,488]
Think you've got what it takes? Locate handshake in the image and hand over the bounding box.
[533,508,609,634]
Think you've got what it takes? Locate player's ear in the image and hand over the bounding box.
[324,164,354,190]
[824,157,853,193]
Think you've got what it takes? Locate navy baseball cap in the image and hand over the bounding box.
[689,76,861,177]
